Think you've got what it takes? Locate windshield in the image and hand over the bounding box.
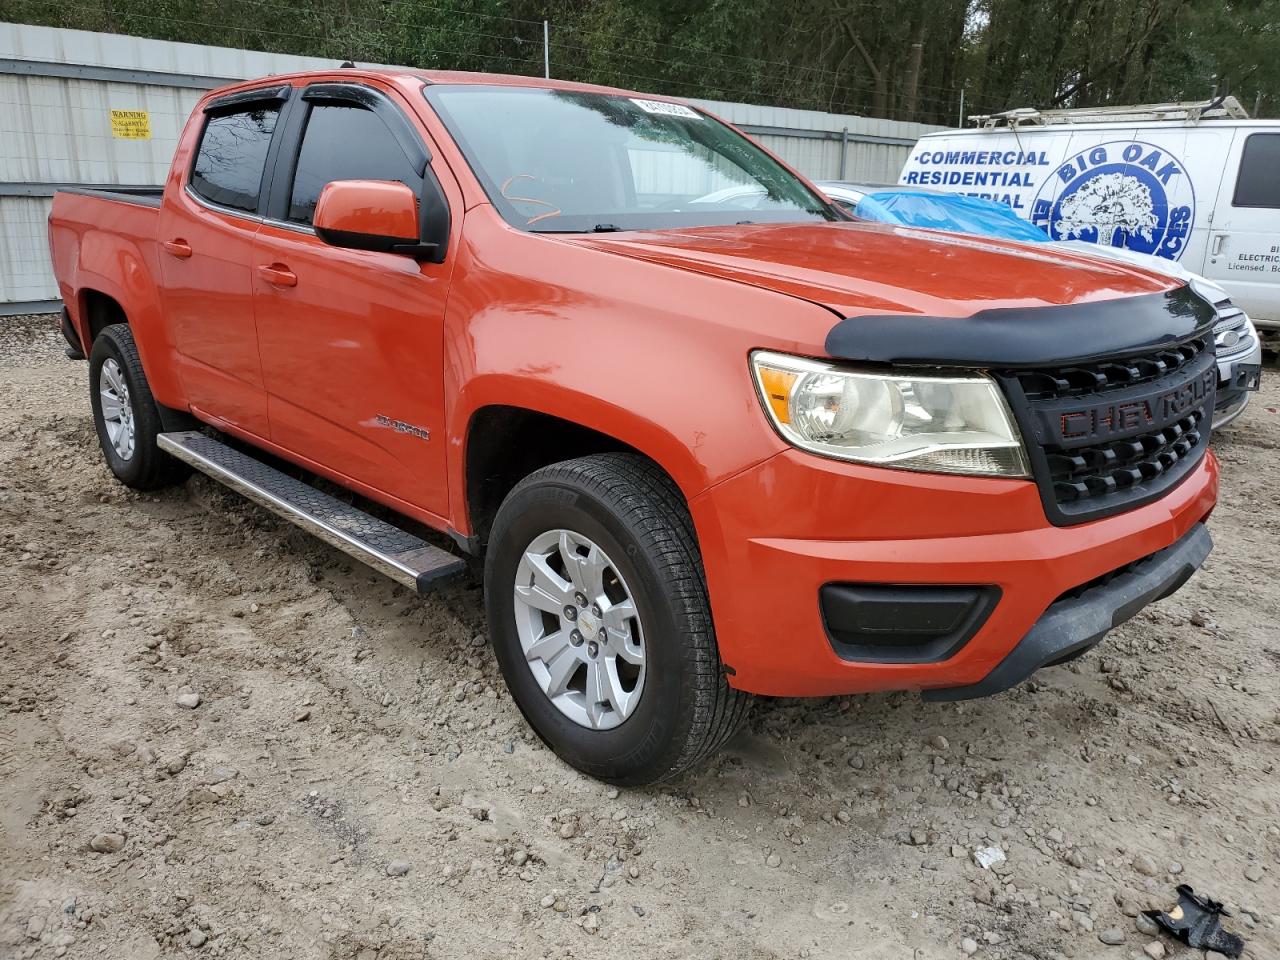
[424,86,838,233]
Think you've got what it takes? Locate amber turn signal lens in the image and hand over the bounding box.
[758,367,797,424]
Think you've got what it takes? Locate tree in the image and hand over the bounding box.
[6,0,1277,118]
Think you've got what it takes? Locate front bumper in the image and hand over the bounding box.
[1213,330,1263,429]
[691,447,1217,698]
[922,522,1211,700]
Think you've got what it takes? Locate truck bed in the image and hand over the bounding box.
[48,187,168,365]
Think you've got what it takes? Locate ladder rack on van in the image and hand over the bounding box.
[968,96,1249,129]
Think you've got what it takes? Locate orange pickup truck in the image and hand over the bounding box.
[49,68,1218,784]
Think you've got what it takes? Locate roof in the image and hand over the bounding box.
[208,66,670,103]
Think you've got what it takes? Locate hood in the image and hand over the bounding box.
[558,221,1177,319]
[1051,240,1229,305]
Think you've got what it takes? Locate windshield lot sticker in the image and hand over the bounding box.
[1030,140,1195,261]
[629,98,700,119]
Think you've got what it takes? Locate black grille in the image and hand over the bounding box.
[997,335,1216,526]
[1010,334,1211,401]
[1047,408,1206,504]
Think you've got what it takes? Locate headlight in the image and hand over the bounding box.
[751,350,1029,477]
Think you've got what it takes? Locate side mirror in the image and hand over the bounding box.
[313,180,438,259]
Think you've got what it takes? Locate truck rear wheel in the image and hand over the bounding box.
[484,453,751,785]
[88,323,189,490]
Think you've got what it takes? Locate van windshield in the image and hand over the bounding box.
[424,86,838,233]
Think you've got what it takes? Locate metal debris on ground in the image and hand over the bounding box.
[1143,884,1245,958]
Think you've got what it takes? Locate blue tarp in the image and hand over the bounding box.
[856,189,1050,244]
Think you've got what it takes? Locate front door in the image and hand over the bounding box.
[159,95,286,438]
[251,84,454,519]
[1199,130,1280,324]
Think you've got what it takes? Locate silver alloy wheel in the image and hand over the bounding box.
[99,357,136,461]
[512,529,646,730]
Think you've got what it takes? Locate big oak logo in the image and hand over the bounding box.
[1031,140,1196,261]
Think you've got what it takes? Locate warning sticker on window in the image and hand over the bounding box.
[110,109,151,140]
[629,98,699,119]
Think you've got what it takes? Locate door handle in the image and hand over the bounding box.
[162,239,193,258]
[1210,233,1226,257]
[257,263,298,288]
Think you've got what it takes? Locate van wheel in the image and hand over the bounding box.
[88,323,189,490]
[484,454,751,786]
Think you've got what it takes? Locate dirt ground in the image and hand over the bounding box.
[0,312,1276,960]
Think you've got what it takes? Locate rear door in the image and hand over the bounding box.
[251,82,455,518]
[1200,129,1280,323]
[158,88,290,438]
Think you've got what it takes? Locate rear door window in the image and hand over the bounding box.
[287,103,422,224]
[1233,133,1280,208]
[190,106,280,213]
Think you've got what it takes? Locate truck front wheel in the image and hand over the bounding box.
[484,453,751,785]
[88,323,189,490]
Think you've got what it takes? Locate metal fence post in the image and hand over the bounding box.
[543,21,550,79]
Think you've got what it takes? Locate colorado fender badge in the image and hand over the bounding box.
[375,414,431,442]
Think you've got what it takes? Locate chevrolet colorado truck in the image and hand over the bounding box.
[49,69,1219,785]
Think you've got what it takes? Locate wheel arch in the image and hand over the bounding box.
[69,230,188,411]
[79,288,129,343]
[457,399,700,550]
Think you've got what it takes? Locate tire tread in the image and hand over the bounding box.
[90,323,189,490]
[501,453,751,783]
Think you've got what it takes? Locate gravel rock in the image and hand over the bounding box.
[1132,853,1160,876]
[88,832,125,853]
[1244,863,1263,882]
[960,937,978,955]
[1143,941,1166,960]
[972,846,1005,869]
[175,691,201,709]
[1098,928,1125,945]
[386,859,411,877]
[765,853,781,868]
[1135,914,1160,936]
[188,929,207,948]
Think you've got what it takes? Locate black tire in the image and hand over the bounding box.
[88,323,190,490]
[484,453,751,786]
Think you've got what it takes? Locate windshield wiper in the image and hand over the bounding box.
[591,223,625,232]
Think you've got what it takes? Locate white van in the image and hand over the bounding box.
[899,98,1280,348]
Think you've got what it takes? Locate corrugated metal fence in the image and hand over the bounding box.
[0,22,945,313]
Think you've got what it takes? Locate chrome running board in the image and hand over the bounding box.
[157,431,465,593]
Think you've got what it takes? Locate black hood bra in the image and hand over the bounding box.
[825,285,1217,369]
